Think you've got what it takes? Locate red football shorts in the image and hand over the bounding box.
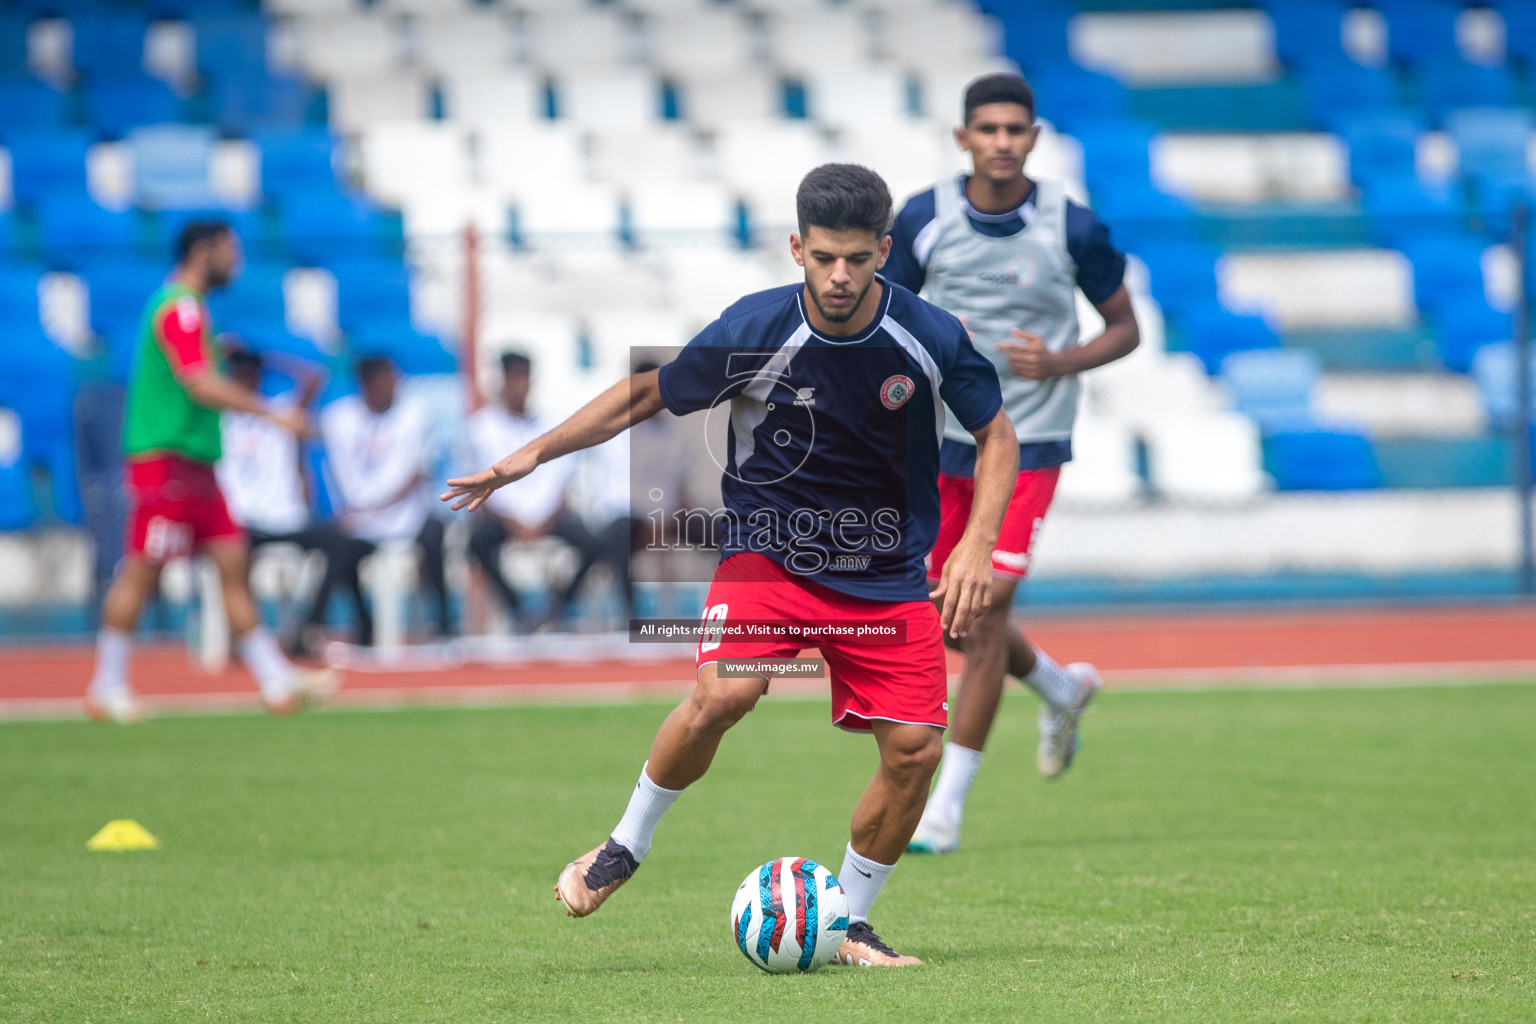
[695,552,949,732]
[927,467,1061,582]
[125,454,243,562]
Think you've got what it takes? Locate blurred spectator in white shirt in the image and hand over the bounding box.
[318,355,451,644]
[466,351,604,630]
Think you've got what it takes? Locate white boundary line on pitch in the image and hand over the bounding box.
[3,663,1535,723]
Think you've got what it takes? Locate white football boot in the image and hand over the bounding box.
[906,814,960,855]
[84,686,145,724]
[1037,662,1102,779]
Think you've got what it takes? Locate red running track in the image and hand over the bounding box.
[2,605,1534,717]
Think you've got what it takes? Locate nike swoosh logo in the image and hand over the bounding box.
[854,868,872,878]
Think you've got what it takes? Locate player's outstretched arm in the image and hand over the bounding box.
[184,372,310,436]
[930,409,1018,638]
[442,369,665,513]
[997,284,1140,380]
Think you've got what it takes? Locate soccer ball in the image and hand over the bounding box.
[730,857,849,973]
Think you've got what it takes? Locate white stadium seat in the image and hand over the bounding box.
[881,5,1001,65]
[1152,133,1350,204]
[1218,249,1415,331]
[479,123,587,196]
[401,185,510,239]
[358,121,472,207]
[803,65,910,128]
[293,14,405,78]
[557,70,661,130]
[376,0,480,13]
[1055,415,1143,504]
[1069,10,1277,85]
[513,181,625,247]
[674,70,781,129]
[524,10,636,69]
[837,120,951,206]
[441,71,542,131]
[647,9,758,77]
[587,309,691,381]
[916,57,1021,123]
[327,73,432,132]
[552,251,671,312]
[266,0,358,15]
[716,121,832,225]
[658,244,788,323]
[628,180,739,245]
[590,126,707,187]
[765,9,877,72]
[1144,412,1269,502]
[411,11,516,75]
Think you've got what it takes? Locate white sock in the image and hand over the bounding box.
[609,762,684,863]
[920,743,984,831]
[89,627,133,697]
[838,843,896,925]
[1021,646,1078,710]
[237,626,295,700]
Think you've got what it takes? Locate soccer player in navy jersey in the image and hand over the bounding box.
[443,165,1017,966]
[885,74,1142,855]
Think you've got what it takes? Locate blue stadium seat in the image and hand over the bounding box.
[1264,429,1382,490]
[0,17,30,74]
[1090,184,1197,247]
[1413,58,1515,122]
[986,3,1073,70]
[1396,236,1489,315]
[193,13,269,76]
[1073,119,1157,191]
[1360,176,1466,245]
[37,195,140,269]
[128,124,218,209]
[1435,298,1512,373]
[70,12,150,77]
[1446,107,1533,184]
[1338,114,1423,187]
[327,256,412,334]
[5,128,91,205]
[1260,0,1350,66]
[0,408,37,531]
[1300,63,1400,132]
[1220,348,1322,432]
[153,207,263,262]
[1380,0,1462,64]
[1495,0,1536,65]
[1127,240,1221,315]
[207,261,288,329]
[0,264,43,328]
[1470,340,1536,426]
[0,328,81,522]
[347,328,456,376]
[0,213,15,258]
[280,191,392,264]
[254,127,338,199]
[0,76,69,133]
[1028,66,1128,131]
[213,72,316,134]
[81,260,166,338]
[85,75,183,138]
[1183,308,1280,373]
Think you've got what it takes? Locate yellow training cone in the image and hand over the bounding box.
[86,820,160,852]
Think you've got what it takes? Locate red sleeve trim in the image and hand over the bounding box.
[156,297,210,379]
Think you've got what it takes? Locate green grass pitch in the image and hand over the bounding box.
[2,681,1532,1022]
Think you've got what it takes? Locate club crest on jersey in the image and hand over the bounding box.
[880,375,915,410]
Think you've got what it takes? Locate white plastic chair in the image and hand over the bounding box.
[1144,412,1269,501]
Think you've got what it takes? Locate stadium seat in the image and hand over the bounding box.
[628,181,740,247]
[1144,411,1268,501]
[0,327,81,522]
[412,11,515,76]
[208,261,288,331]
[1300,63,1400,132]
[883,5,1000,66]
[440,72,541,132]
[0,16,29,75]
[717,122,832,232]
[327,256,413,334]
[1434,298,1512,373]
[648,9,756,78]
[37,196,141,270]
[70,12,150,77]
[327,73,432,132]
[0,264,43,329]
[1360,176,1466,245]
[526,9,635,68]
[81,260,168,339]
[1128,240,1222,316]
[511,182,625,249]
[358,122,472,209]
[803,66,910,128]
[1397,236,1489,316]
[766,8,875,72]
[294,14,403,79]
[1026,66,1129,132]
[986,2,1074,70]
[1380,0,1462,64]
[128,125,218,210]
[1263,428,1382,491]
[5,129,91,206]
[479,124,588,198]
[212,71,317,134]
[346,326,456,376]
[1446,107,1533,184]
[193,13,270,77]
[0,407,37,531]
[85,75,183,139]
[556,72,664,130]
[281,191,398,265]
[1220,348,1322,433]
[1087,183,1197,248]
[673,71,781,130]
[1073,119,1157,193]
[1054,415,1143,503]
[1182,308,1280,373]
[1471,340,1536,426]
[1261,0,1351,66]
[1338,114,1423,187]
[1413,58,1515,122]
[839,122,952,209]
[590,127,706,188]
[153,208,263,262]
[255,128,339,200]
[0,214,15,258]
[1495,0,1536,65]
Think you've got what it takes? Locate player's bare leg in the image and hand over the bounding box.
[204,539,336,714]
[556,663,768,918]
[837,720,941,966]
[85,557,164,723]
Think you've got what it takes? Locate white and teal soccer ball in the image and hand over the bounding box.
[730,857,849,974]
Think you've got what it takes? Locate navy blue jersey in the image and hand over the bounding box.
[657,279,1003,602]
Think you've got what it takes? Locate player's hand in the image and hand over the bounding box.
[997,329,1058,380]
[269,405,314,438]
[440,448,538,512]
[928,535,994,639]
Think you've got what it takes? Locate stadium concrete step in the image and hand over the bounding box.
[1194,202,1372,248]
[1373,436,1517,489]
[1282,325,1440,370]
[1130,79,1310,132]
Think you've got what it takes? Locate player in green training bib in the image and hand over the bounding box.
[85,221,335,723]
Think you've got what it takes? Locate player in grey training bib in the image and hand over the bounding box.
[884,72,1142,855]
